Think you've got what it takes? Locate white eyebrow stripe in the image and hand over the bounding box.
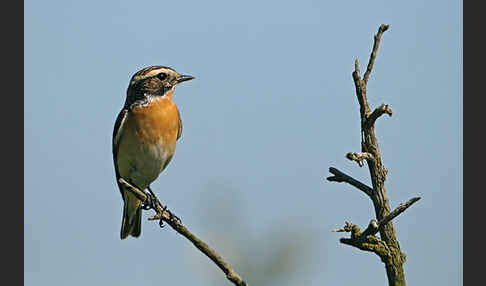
[130,69,163,84]
[140,69,165,79]
[131,68,175,85]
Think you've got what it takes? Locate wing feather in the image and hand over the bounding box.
[112,108,129,199]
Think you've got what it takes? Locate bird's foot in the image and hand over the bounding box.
[159,204,168,228]
[141,195,153,210]
[141,189,159,210]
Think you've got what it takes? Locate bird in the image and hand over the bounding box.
[112,65,194,239]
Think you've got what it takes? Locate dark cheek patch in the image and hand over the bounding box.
[144,78,167,96]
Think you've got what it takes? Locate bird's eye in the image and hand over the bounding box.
[157,73,167,81]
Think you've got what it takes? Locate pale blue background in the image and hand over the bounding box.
[25,0,462,285]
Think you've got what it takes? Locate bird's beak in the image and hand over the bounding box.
[177,74,195,84]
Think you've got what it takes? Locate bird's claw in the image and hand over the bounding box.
[158,204,168,228]
[141,197,152,210]
[141,190,158,210]
[141,193,155,210]
[158,205,182,227]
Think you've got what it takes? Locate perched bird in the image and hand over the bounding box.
[112,66,194,239]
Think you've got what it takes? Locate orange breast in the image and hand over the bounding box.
[126,93,180,152]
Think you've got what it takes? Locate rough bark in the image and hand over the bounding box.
[327,24,421,286]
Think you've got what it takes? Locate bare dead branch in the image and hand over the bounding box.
[359,197,421,238]
[346,152,375,167]
[365,104,393,129]
[327,24,420,285]
[354,58,361,79]
[118,178,248,286]
[327,167,373,198]
[363,24,389,85]
[377,197,421,232]
[352,59,369,118]
[119,179,148,202]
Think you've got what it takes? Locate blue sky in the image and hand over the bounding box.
[25,0,462,285]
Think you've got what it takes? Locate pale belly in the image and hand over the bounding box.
[117,133,174,191]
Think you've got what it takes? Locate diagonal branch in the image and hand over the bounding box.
[327,167,373,198]
[377,197,421,232]
[363,24,389,85]
[118,178,248,286]
[360,197,421,237]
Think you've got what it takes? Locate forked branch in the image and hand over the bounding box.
[118,178,248,286]
[327,24,420,286]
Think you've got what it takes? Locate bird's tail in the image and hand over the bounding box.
[120,191,142,239]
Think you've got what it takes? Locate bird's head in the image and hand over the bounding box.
[125,66,194,106]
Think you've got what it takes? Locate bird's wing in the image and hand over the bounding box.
[176,108,183,141]
[112,108,129,200]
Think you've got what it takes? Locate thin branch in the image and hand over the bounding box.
[363,24,389,85]
[354,58,361,78]
[353,59,361,81]
[361,197,421,237]
[119,179,148,202]
[364,104,393,130]
[118,178,248,286]
[346,152,375,167]
[377,197,421,232]
[327,167,373,197]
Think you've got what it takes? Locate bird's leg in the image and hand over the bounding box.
[145,186,159,210]
[146,186,168,227]
[141,187,155,210]
[141,192,153,210]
